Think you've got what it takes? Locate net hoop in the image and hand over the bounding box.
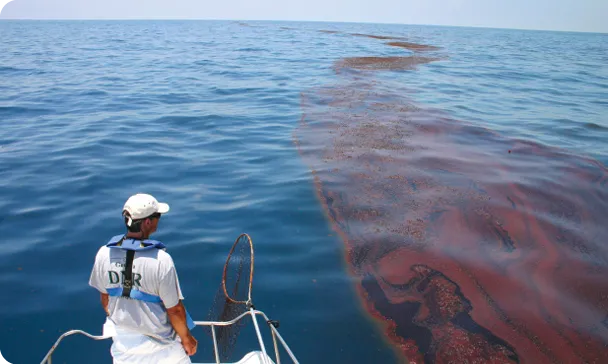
[221,233,254,305]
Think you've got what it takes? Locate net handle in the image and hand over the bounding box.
[222,233,254,305]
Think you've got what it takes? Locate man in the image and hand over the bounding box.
[89,193,198,364]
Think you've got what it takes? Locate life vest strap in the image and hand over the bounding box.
[122,249,135,298]
[107,287,162,303]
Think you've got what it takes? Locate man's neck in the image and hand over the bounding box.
[126,232,148,240]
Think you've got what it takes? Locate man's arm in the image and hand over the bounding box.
[90,247,109,316]
[100,293,109,316]
[159,259,197,356]
[166,300,197,356]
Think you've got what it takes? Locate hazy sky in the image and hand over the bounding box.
[1,0,607,33]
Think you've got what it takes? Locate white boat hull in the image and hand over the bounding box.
[194,351,276,364]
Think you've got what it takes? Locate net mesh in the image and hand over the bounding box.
[205,233,254,361]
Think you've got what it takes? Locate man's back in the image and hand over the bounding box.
[89,240,185,340]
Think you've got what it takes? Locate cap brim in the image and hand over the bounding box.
[157,202,170,214]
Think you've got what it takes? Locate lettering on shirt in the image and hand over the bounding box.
[108,261,142,287]
[108,271,143,287]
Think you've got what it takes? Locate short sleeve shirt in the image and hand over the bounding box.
[89,243,185,340]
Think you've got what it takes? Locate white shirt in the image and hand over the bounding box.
[89,243,184,340]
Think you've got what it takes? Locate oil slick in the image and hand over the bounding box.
[294,36,608,362]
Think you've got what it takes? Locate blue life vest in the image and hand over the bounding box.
[104,235,195,330]
[106,234,167,251]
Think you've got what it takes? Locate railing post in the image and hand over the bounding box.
[250,308,269,364]
[267,324,299,364]
[211,325,220,364]
[271,327,281,364]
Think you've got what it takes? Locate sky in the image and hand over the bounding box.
[0,0,607,33]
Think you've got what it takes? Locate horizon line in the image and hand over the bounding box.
[0,18,606,35]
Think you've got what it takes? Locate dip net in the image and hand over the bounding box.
[205,233,254,361]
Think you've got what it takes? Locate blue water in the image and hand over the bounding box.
[0,20,606,364]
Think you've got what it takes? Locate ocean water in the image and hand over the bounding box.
[0,20,606,364]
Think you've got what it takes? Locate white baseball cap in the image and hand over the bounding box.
[123,193,170,221]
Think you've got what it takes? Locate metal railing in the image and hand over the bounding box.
[40,309,299,364]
